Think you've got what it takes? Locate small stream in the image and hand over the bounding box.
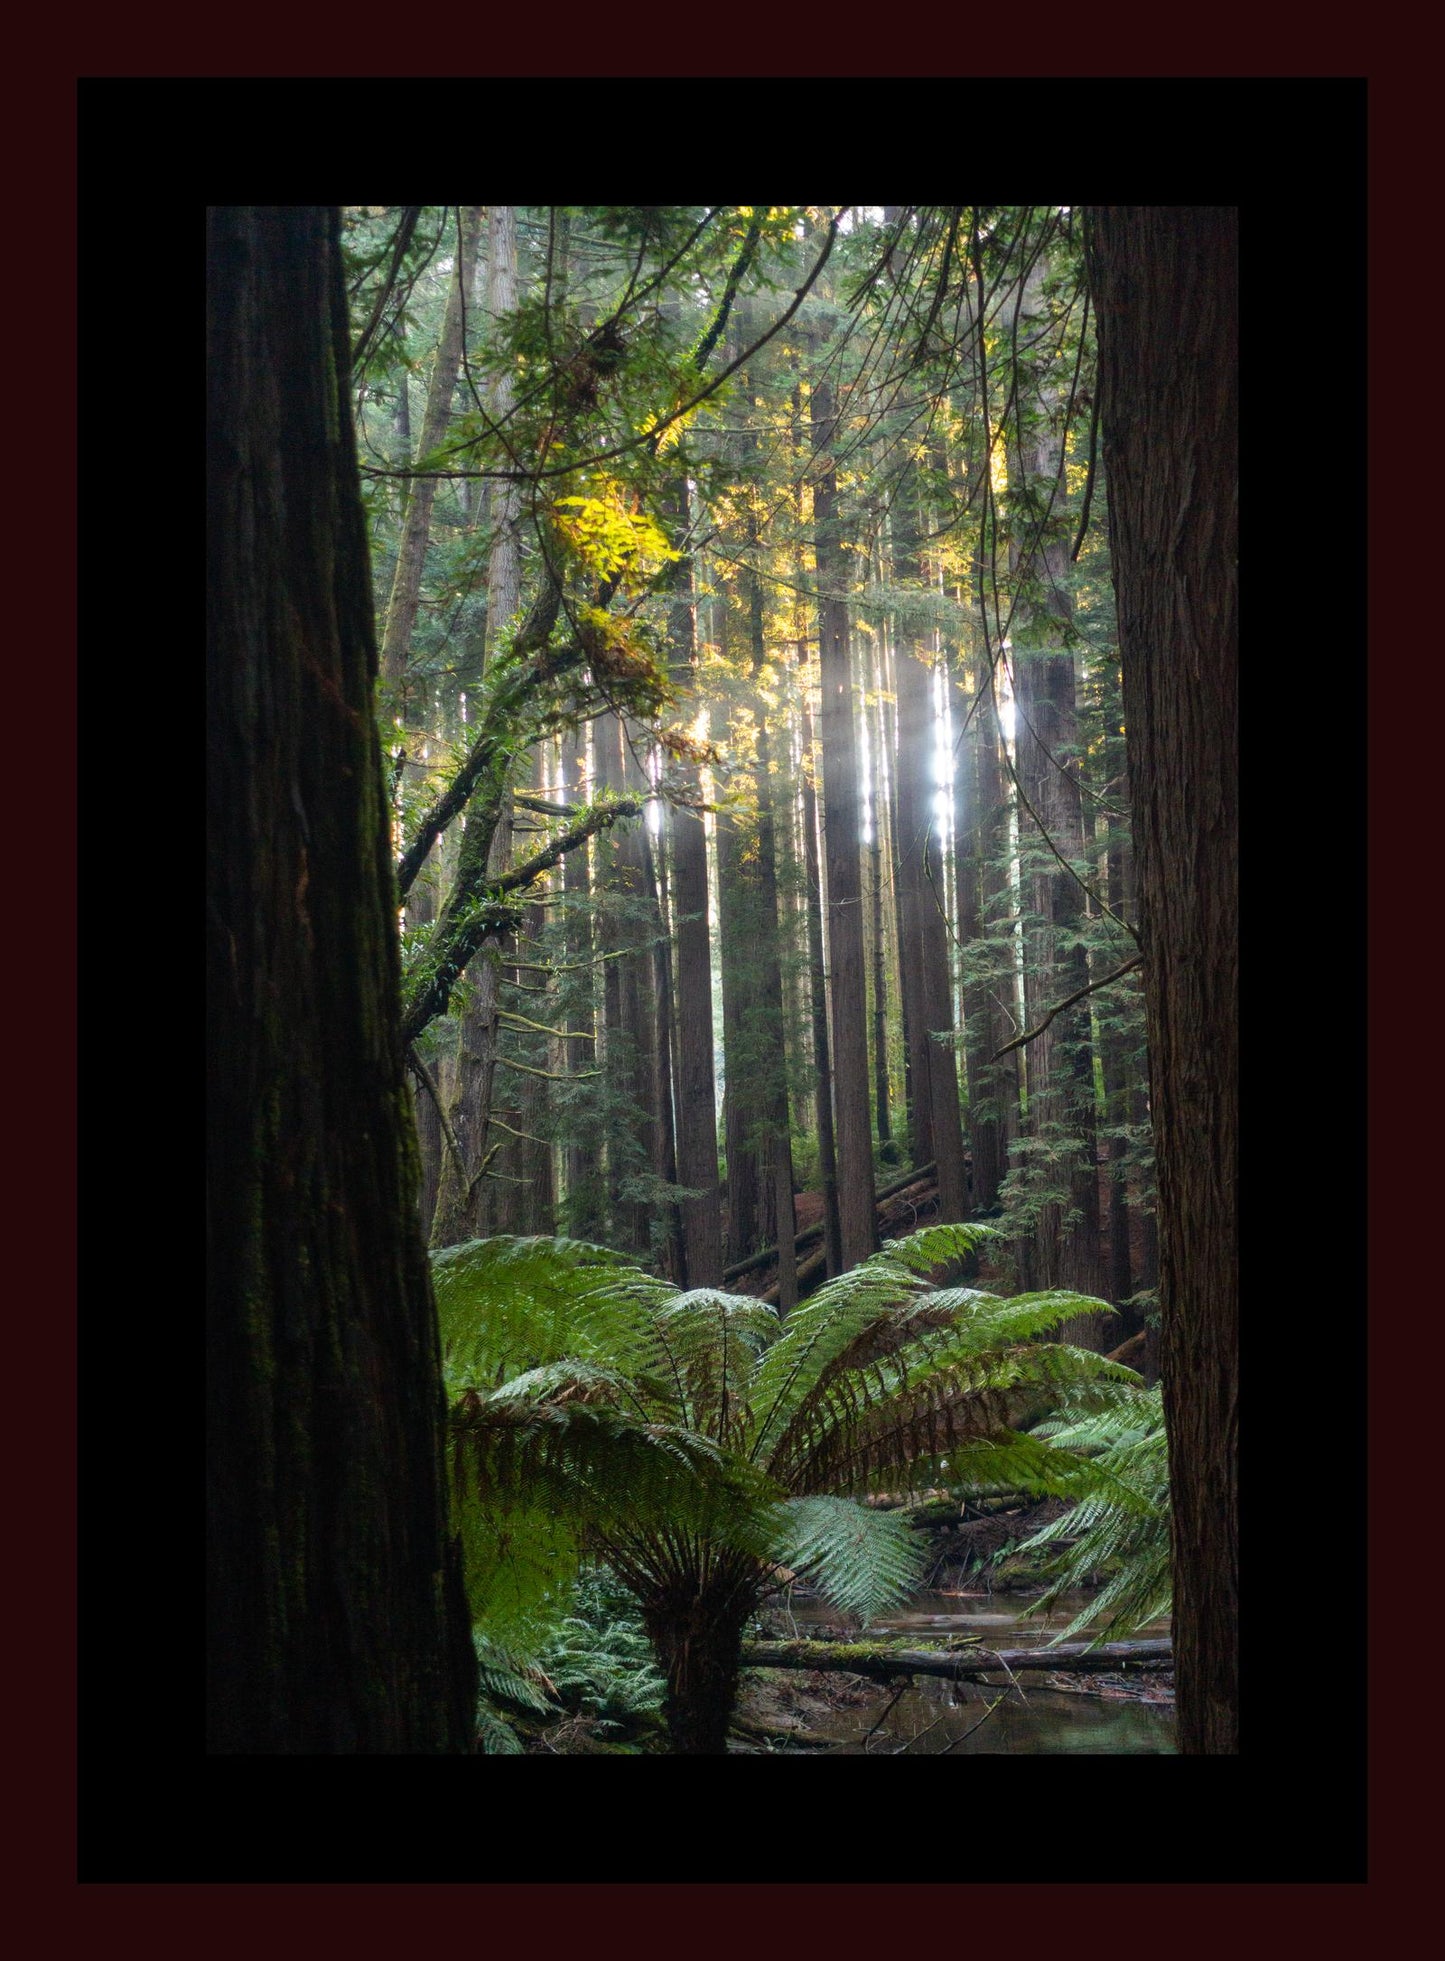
[770,1587,1176,1754]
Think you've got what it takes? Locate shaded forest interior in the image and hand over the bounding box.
[362,205,1158,1344]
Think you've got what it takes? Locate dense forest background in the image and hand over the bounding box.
[354,205,1157,1339]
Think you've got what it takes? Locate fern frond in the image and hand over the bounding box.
[1015,1386,1173,1645]
[473,1631,558,1714]
[761,1282,1129,1494]
[747,1233,967,1467]
[766,1494,929,1626]
[476,1707,526,1755]
[868,1220,1001,1274]
[647,1290,781,1442]
[432,1234,672,1392]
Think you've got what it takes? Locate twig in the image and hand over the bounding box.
[990,955,1143,1060]
[861,1681,910,1754]
[938,1690,1009,1753]
[406,1044,465,1173]
[497,1056,601,1081]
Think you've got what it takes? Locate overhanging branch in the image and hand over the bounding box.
[399,796,643,1045]
[989,955,1143,1061]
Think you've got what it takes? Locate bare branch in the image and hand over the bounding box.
[405,1043,466,1173]
[990,955,1143,1061]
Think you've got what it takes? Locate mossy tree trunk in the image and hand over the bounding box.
[1087,204,1238,1755]
[206,205,476,1753]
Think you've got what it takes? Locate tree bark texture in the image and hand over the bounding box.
[1006,274,1102,1300]
[868,648,892,1146]
[1087,204,1238,1755]
[889,563,969,1220]
[641,1578,756,1756]
[812,376,877,1267]
[955,642,1017,1211]
[745,536,798,1314]
[558,729,607,1240]
[206,205,475,1753]
[661,476,724,1287]
[434,206,528,1245]
[798,653,843,1275]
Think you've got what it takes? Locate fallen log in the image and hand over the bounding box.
[873,1159,939,1205]
[723,1222,825,1285]
[740,1637,1171,1684]
[723,1162,941,1285]
[762,1244,828,1307]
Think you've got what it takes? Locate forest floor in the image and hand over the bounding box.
[515,1521,1174,1754]
[729,1515,1176,1751]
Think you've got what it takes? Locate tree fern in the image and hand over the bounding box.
[472,1629,558,1755]
[433,1229,1148,1752]
[1015,1385,1172,1645]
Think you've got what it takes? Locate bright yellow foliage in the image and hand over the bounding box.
[553,483,679,591]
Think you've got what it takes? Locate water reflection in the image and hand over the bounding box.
[772,1587,1177,1755]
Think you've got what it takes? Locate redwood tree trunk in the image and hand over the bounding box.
[378,205,483,712]
[1087,204,1238,1755]
[662,478,724,1286]
[890,495,969,1224]
[956,636,1018,1212]
[812,375,877,1267]
[206,205,475,1753]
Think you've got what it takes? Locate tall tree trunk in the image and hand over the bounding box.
[1087,204,1238,1756]
[744,514,798,1314]
[558,727,605,1239]
[812,375,877,1267]
[891,485,969,1223]
[798,652,843,1275]
[956,639,1018,1211]
[432,208,525,1248]
[378,205,483,715]
[595,711,653,1255]
[661,478,724,1286]
[716,791,763,1267]
[641,814,684,1280]
[207,204,475,1753]
[868,636,892,1148]
[1006,266,1103,1298]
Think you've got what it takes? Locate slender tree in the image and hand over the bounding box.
[378,205,483,715]
[811,371,878,1266]
[890,477,969,1220]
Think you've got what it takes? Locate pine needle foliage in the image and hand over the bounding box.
[433,1226,1140,1750]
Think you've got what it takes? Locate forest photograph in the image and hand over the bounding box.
[205,200,1239,1773]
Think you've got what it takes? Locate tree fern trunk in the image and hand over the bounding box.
[641,1583,754,1756]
